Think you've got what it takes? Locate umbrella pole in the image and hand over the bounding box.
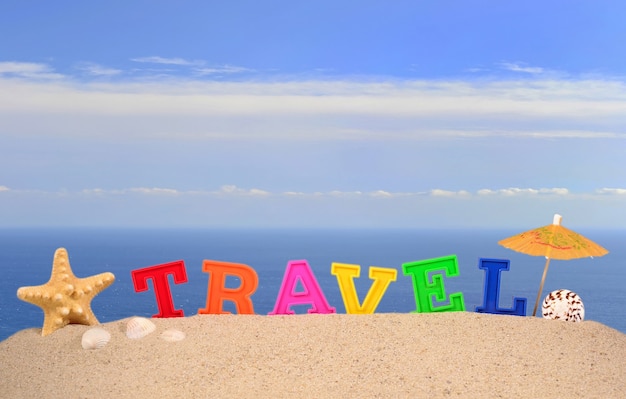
[532,257,552,317]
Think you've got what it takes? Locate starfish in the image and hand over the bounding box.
[17,247,115,336]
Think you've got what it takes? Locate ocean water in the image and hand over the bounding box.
[1,228,624,341]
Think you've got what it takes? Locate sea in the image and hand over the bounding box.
[1,228,624,341]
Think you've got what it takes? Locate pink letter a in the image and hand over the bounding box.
[269,260,336,315]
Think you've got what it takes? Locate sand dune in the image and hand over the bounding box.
[1,312,625,398]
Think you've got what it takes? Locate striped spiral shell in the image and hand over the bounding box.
[542,289,584,322]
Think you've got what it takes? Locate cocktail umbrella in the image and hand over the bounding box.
[498,214,608,316]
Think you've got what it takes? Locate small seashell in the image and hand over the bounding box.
[81,327,111,350]
[126,317,156,339]
[160,328,186,342]
[542,289,585,322]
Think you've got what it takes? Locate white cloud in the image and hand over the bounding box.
[3,185,622,229]
[218,185,239,194]
[500,62,545,74]
[501,188,538,196]
[215,185,270,196]
[369,190,393,198]
[129,57,253,78]
[194,65,253,75]
[596,188,626,195]
[2,76,625,142]
[131,56,202,66]
[0,62,46,74]
[127,187,180,195]
[76,62,122,77]
[540,188,569,195]
[477,188,569,196]
[248,188,271,196]
[466,67,490,73]
[430,189,471,197]
[513,130,620,139]
[6,186,626,203]
[328,190,363,197]
[0,62,64,80]
[81,188,105,195]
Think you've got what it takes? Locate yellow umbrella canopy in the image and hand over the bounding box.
[498,214,608,316]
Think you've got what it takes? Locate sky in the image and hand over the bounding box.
[0,1,625,229]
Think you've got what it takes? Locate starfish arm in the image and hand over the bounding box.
[17,285,58,307]
[48,248,77,282]
[41,308,72,336]
[73,272,116,298]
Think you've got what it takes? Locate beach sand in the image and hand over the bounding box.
[1,312,624,398]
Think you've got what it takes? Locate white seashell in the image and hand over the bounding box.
[81,327,111,350]
[126,317,156,339]
[542,289,585,322]
[160,328,186,342]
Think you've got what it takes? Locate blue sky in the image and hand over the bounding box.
[1,1,625,229]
